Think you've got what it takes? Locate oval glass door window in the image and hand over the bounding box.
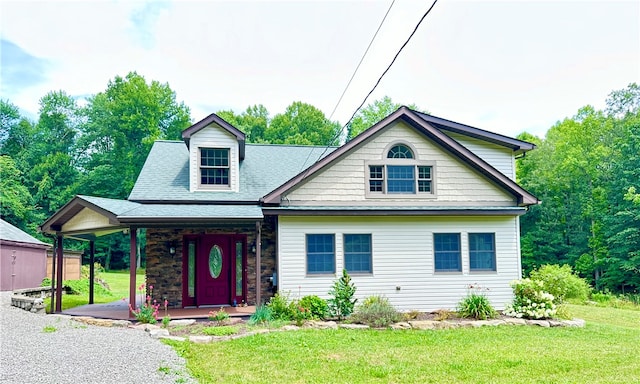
[209,245,223,279]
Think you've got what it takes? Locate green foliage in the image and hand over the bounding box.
[208,308,230,322]
[350,295,402,328]
[266,292,295,321]
[328,270,358,320]
[456,286,497,320]
[248,305,273,325]
[529,264,591,303]
[504,279,557,319]
[265,101,341,145]
[201,326,238,336]
[347,96,426,140]
[63,278,111,296]
[298,295,328,320]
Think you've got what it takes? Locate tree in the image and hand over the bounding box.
[265,101,341,145]
[347,96,424,140]
[79,72,191,198]
[0,155,42,233]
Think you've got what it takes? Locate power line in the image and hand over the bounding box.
[327,0,396,122]
[315,0,439,164]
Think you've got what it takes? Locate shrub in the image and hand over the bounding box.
[328,269,357,320]
[208,308,230,323]
[529,264,591,303]
[350,295,402,328]
[298,295,328,320]
[504,278,556,319]
[267,292,295,321]
[456,285,497,320]
[249,305,273,325]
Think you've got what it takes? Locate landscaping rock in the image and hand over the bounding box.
[304,320,338,329]
[408,320,438,330]
[562,319,586,327]
[390,322,412,330]
[526,320,550,327]
[189,335,212,343]
[169,319,196,326]
[149,329,170,338]
[339,324,370,330]
[158,335,186,342]
[112,320,132,327]
[503,318,527,326]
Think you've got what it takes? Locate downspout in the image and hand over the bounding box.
[255,221,262,306]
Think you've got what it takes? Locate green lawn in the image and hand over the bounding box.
[166,305,640,384]
[44,270,144,312]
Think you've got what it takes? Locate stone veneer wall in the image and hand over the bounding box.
[145,217,277,308]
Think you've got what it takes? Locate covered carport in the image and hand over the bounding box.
[39,195,142,313]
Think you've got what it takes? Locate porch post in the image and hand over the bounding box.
[129,227,137,314]
[89,240,95,304]
[255,221,262,306]
[50,236,57,313]
[55,235,64,313]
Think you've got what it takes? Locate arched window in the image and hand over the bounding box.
[387,144,414,159]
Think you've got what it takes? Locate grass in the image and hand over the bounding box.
[44,270,144,312]
[166,305,640,383]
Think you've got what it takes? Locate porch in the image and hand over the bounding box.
[62,297,256,320]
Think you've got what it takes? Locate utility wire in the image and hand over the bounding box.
[314,0,439,164]
[327,0,396,122]
[298,0,396,173]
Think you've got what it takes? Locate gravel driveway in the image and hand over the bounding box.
[0,292,194,384]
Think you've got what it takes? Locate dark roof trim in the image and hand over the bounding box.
[39,196,121,234]
[414,111,536,155]
[263,208,528,217]
[0,239,51,250]
[181,113,246,160]
[263,107,539,206]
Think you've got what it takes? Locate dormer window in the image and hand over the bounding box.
[200,148,230,186]
[367,142,434,196]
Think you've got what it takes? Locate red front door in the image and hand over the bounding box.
[196,235,231,306]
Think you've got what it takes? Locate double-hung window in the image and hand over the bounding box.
[306,234,335,274]
[434,233,461,272]
[200,148,230,186]
[344,234,372,273]
[469,233,496,271]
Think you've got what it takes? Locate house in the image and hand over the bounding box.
[1,219,50,291]
[40,107,538,312]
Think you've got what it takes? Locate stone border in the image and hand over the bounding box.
[31,315,586,344]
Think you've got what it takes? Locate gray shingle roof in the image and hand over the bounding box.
[1,219,49,246]
[128,141,335,202]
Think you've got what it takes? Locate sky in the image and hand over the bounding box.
[1,0,638,138]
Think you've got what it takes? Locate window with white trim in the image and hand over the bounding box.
[200,148,229,186]
[469,233,496,271]
[368,143,433,195]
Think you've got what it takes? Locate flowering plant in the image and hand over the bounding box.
[208,308,230,323]
[128,283,159,324]
[504,278,556,319]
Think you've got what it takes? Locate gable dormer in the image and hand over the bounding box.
[182,114,245,193]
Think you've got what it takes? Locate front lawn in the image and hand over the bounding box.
[166,306,640,383]
[44,270,144,312]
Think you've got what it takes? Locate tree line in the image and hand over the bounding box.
[1,70,637,293]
